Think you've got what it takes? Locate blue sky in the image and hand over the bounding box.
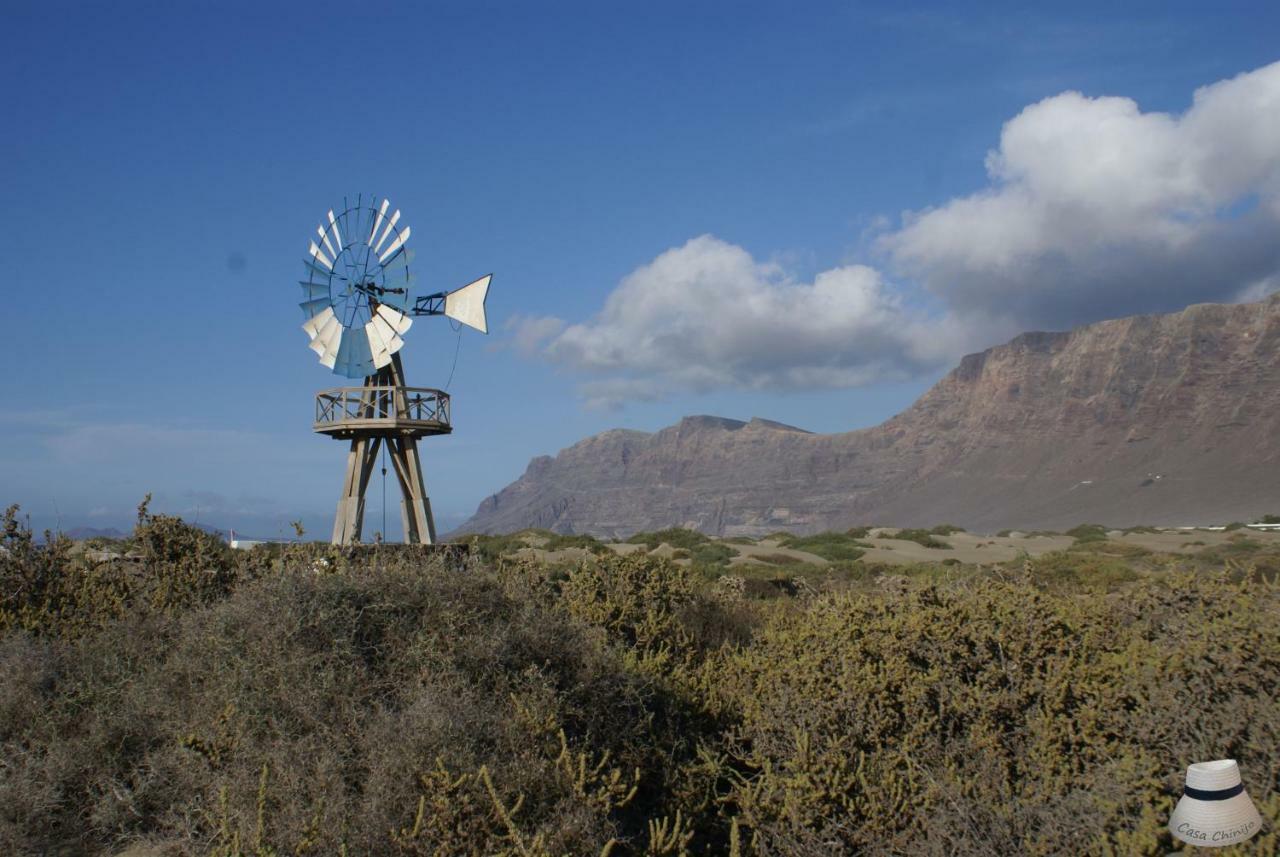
[3,1,1279,538]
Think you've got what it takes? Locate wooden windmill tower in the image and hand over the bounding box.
[297,195,491,544]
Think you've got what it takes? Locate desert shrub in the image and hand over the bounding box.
[1066,523,1110,543]
[889,528,952,549]
[4,533,1278,856]
[1027,550,1141,589]
[750,552,803,566]
[131,502,237,612]
[774,532,868,562]
[688,542,735,572]
[543,532,611,555]
[761,531,796,543]
[722,536,758,545]
[1257,514,1280,524]
[1,504,81,635]
[1224,521,1248,531]
[928,524,965,535]
[1,502,238,638]
[844,526,872,539]
[625,528,710,551]
[1068,539,1152,560]
[1198,539,1272,561]
[461,532,528,563]
[712,573,1280,855]
[0,558,699,855]
[558,554,699,659]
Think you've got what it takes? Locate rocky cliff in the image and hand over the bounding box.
[458,295,1280,536]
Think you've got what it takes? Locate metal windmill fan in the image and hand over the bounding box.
[299,196,415,376]
[296,195,492,545]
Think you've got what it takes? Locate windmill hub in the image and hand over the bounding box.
[296,195,492,545]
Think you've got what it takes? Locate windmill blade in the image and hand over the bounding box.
[303,258,332,280]
[381,247,415,271]
[444,274,491,333]
[299,297,330,317]
[345,205,364,256]
[368,199,389,244]
[318,327,341,369]
[317,225,337,260]
[378,226,411,264]
[376,303,413,335]
[365,315,405,370]
[334,328,374,378]
[370,311,403,346]
[309,312,341,355]
[365,318,392,369]
[328,210,343,251]
[302,306,336,340]
[315,315,342,361]
[308,241,333,270]
[373,209,401,254]
[298,281,331,300]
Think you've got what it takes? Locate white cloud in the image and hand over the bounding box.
[514,62,1280,406]
[525,235,979,407]
[882,61,1280,327]
[505,315,566,356]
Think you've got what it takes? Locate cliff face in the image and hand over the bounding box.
[459,295,1280,536]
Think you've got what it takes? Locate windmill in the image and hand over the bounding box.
[298,195,490,545]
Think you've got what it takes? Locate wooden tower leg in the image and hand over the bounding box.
[401,436,437,544]
[332,436,381,545]
[386,437,436,544]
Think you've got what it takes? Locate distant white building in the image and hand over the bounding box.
[228,529,288,550]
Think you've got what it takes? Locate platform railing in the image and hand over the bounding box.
[314,386,451,433]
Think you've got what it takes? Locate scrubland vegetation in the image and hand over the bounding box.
[2,504,1279,855]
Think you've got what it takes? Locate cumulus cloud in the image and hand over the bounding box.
[881,61,1280,327]
[505,315,566,356]
[525,235,979,407]
[517,62,1280,406]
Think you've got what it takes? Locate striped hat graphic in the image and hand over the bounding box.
[1168,759,1263,847]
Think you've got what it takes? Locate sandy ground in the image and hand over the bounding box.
[510,527,1280,568]
[1108,528,1280,554]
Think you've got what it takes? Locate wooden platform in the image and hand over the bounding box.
[314,385,451,439]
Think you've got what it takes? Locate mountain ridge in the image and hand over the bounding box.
[457,294,1280,536]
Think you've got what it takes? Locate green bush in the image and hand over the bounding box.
[1028,550,1141,589]
[750,552,803,566]
[713,574,1280,854]
[543,532,611,554]
[774,531,868,562]
[461,532,528,563]
[891,528,952,549]
[3,508,1278,856]
[1,502,238,638]
[1066,523,1110,543]
[625,528,711,551]
[689,541,735,570]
